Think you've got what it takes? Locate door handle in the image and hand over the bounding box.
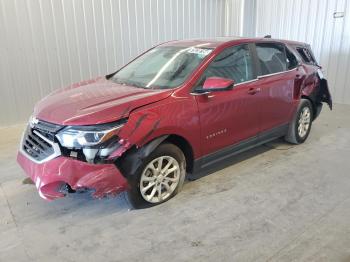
[247,87,261,95]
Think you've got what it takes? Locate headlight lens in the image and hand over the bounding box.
[56,122,125,148]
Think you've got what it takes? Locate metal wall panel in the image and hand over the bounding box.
[255,0,350,105]
[225,0,244,36]
[5,0,347,126]
[0,0,227,126]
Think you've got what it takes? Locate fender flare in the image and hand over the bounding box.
[116,135,169,177]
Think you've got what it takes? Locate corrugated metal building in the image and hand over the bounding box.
[255,0,350,105]
[0,0,349,126]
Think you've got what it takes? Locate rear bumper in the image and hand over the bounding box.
[17,152,128,200]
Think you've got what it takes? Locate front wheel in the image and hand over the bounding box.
[285,99,313,144]
[126,143,186,209]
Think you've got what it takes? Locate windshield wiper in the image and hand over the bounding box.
[127,81,148,89]
[112,78,147,89]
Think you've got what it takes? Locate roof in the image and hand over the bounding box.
[161,36,307,49]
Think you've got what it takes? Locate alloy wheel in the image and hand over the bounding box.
[298,106,311,138]
[139,156,180,203]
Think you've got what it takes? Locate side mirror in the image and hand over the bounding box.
[202,77,235,91]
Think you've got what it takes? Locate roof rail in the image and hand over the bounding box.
[264,35,272,38]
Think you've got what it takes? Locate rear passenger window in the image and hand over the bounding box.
[256,43,287,75]
[296,47,316,64]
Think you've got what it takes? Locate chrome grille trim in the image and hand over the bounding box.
[20,125,61,164]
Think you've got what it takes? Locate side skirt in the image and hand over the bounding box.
[189,124,288,179]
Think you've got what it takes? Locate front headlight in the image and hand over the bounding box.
[56,121,125,148]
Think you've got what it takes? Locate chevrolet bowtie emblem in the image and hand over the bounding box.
[30,116,39,127]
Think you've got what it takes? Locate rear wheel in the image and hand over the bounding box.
[285,99,313,144]
[126,143,186,209]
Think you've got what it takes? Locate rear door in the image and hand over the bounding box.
[254,42,298,133]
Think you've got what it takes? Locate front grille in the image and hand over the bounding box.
[21,119,62,163]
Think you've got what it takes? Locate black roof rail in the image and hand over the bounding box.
[264,35,272,38]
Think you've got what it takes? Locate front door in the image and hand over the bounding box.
[193,44,261,156]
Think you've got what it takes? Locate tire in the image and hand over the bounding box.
[126,143,186,209]
[285,99,313,144]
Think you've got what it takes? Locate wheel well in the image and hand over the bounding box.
[301,95,317,119]
[165,135,194,173]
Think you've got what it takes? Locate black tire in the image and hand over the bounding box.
[126,143,186,209]
[285,99,313,144]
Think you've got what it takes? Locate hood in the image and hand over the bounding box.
[34,77,173,125]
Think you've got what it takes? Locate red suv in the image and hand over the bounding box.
[17,37,332,208]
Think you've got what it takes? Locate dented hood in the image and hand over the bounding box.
[34,77,173,125]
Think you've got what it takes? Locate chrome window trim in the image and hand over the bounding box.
[234,78,259,86]
[20,127,61,164]
[190,66,297,92]
[257,67,297,79]
[190,91,211,96]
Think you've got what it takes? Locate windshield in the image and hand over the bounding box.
[111,46,213,89]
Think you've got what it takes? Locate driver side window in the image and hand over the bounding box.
[196,44,254,89]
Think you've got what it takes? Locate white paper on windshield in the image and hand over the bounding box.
[187,47,212,57]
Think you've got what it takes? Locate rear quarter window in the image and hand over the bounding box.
[296,47,316,65]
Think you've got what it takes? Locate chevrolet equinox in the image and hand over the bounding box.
[17,37,332,208]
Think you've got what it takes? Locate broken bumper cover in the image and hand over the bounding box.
[17,152,128,200]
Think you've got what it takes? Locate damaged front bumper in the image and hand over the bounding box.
[17,109,167,201]
[17,152,128,200]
